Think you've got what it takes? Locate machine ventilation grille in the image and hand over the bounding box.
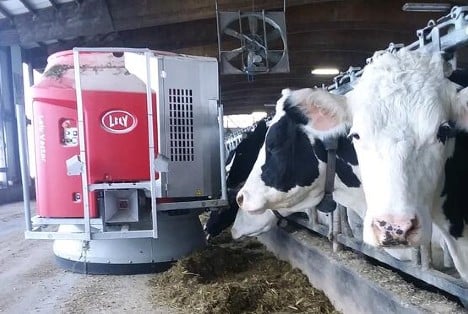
[168,88,194,162]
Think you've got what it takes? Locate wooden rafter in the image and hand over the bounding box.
[0,3,14,23]
[0,0,323,46]
[18,0,37,16]
[48,0,60,10]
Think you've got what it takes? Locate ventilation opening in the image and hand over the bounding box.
[169,88,194,162]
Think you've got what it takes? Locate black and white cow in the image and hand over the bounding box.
[204,120,268,238]
[235,49,468,281]
[231,93,366,239]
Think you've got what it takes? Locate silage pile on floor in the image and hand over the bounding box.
[150,230,339,314]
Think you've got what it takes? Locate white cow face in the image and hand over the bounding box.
[231,209,277,239]
[231,207,331,239]
[288,49,468,248]
[235,90,329,215]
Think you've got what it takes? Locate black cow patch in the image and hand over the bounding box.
[313,136,361,188]
[261,114,319,192]
[441,132,468,238]
[282,94,360,188]
[448,69,468,88]
[226,120,268,189]
[437,121,456,145]
[204,188,239,238]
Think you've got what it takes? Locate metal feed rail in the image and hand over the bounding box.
[288,6,468,306]
[224,114,273,158]
[327,6,468,94]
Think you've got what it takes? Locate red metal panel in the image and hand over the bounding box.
[32,101,98,218]
[31,50,159,218]
[82,91,158,183]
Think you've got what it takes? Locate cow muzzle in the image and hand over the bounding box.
[371,215,419,246]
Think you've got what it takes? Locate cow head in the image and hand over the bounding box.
[231,208,278,239]
[231,207,330,240]
[235,86,363,226]
[235,89,339,216]
[242,49,468,248]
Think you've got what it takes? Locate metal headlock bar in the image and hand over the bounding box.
[328,6,468,94]
[224,113,274,157]
[288,6,468,306]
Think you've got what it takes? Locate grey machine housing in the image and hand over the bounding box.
[156,55,222,199]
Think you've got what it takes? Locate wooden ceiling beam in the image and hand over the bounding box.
[0,3,14,23]
[0,0,337,46]
[0,0,114,46]
[48,0,60,10]
[107,0,340,31]
[18,0,38,17]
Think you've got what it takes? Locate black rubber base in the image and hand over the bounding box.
[55,256,174,275]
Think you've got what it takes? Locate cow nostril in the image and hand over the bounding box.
[373,215,419,246]
[236,193,244,207]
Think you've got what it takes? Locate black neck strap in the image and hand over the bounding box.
[272,209,288,227]
[316,137,338,213]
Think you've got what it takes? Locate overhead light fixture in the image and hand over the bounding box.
[402,3,451,12]
[311,68,339,75]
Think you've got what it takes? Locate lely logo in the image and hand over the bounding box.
[101,110,137,134]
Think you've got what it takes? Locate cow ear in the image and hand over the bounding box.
[453,87,468,130]
[284,88,350,136]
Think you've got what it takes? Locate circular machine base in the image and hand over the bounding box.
[53,212,206,275]
[55,256,173,275]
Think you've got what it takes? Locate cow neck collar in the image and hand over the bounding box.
[271,209,289,227]
[316,137,338,213]
[271,137,340,224]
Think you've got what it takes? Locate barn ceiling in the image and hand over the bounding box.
[1,0,467,114]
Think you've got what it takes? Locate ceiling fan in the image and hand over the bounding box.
[216,10,290,75]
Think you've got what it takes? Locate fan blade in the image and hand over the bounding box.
[224,28,244,40]
[266,51,284,63]
[226,26,266,49]
[258,50,283,64]
[267,29,282,42]
[224,46,246,61]
[248,15,258,35]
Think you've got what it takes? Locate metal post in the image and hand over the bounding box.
[411,247,421,266]
[72,49,91,241]
[442,241,454,268]
[310,207,318,227]
[332,206,342,252]
[420,244,432,270]
[339,206,353,237]
[15,104,31,231]
[144,50,159,239]
[0,47,20,185]
[218,104,227,201]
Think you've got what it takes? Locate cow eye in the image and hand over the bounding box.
[348,132,360,140]
[437,121,456,143]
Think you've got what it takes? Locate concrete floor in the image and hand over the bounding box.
[0,201,183,314]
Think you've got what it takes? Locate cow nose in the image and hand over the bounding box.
[372,215,418,246]
[236,192,244,208]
